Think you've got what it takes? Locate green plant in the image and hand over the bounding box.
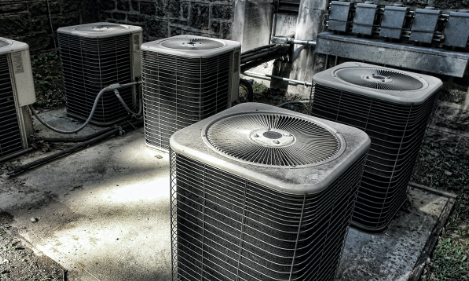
[429,238,469,280]
[31,52,65,108]
[412,140,469,280]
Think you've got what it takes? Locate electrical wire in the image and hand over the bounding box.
[114,89,142,117]
[30,82,141,134]
[46,0,57,52]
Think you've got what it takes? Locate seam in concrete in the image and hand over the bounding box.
[35,234,101,281]
[408,197,456,281]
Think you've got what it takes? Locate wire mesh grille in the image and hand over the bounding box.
[311,83,437,230]
[335,68,424,91]
[205,113,341,166]
[58,33,133,125]
[74,24,128,32]
[142,51,231,151]
[160,37,225,51]
[0,54,23,159]
[170,149,367,281]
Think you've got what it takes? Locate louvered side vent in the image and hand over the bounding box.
[142,52,230,151]
[169,103,371,281]
[0,54,23,159]
[311,62,441,231]
[170,151,366,280]
[57,23,142,126]
[141,35,241,152]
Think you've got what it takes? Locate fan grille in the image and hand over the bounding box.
[335,68,424,91]
[206,113,342,166]
[160,37,224,51]
[74,24,128,32]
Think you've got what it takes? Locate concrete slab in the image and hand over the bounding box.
[0,107,451,280]
[336,188,449,281]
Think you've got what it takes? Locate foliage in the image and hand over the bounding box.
[31,52,65,108]
[251,81,304,105]
[413,140,469,280]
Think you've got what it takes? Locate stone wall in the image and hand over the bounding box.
[0,0,98,53]
[97,0,235,42]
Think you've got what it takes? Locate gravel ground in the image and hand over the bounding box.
[0,210,74,281]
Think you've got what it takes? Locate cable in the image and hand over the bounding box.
[30,82,141,134]
[46,0,57,52]
[114,89,142,117]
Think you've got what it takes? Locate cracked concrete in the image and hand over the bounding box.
[0,107,450,280]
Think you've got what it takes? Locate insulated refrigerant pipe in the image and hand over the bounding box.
[7,120,143,176]
[30,81,142,135]
[242,71,313,86]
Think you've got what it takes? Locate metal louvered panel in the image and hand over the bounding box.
[0,54,23,159]
[170,150,367,281]
[142,51,231,151]
[311,83,437,230]
[58,33,133,125]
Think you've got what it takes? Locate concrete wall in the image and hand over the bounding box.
[232,0,273,52]
[0,0,98,53]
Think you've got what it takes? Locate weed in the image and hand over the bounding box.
[250,81,305,108]
[31,52,65,109]
[413,139,469,280]
[0,228,5,235]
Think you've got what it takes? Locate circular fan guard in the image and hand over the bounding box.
[335,67,424,91]
[205,113,343,167]
[75,24,128,32]
[160,37,224,51]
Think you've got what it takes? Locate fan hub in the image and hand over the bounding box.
[362,74,393,83]
[250,129,295,147]
[335,67,424,91]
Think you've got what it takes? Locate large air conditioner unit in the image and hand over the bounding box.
[169,103,370,281]
[0,37,35,162]
[311,62,442,231]
[141,35,241,151]
[57,22,142,126]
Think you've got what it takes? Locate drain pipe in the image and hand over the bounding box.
[242,71,313,87]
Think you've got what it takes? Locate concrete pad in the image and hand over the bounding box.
[336,188,449,281]
[32,107,108,138]
[0,107,452,280]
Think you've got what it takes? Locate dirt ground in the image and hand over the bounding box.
[0,210,77,281]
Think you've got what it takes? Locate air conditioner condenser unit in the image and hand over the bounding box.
[141,35,241,151]
[0,37,35,161]
[169,102,370,280]
[57,22,142,126]
[311,62,442,231]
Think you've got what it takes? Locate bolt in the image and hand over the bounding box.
[254,134,259,138]
[273,140,280,144]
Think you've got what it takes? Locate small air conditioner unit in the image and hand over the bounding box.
[0,37,35,161]
[57,22,142,125]
[141,35,241,151]
[169,103,370,280]
[311,62,442,231]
